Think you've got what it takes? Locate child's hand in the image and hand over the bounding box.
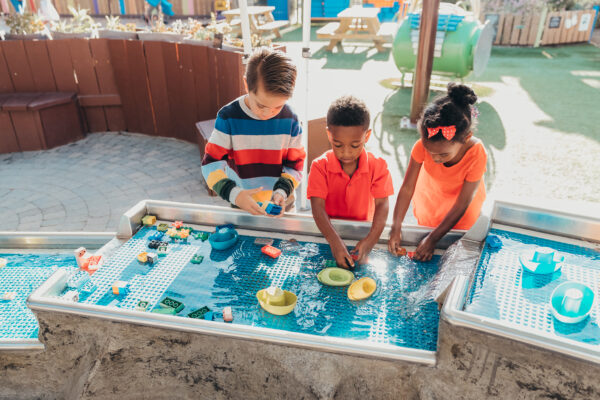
[332,243,354,269]
[351,238,375,264]
[235,187,267,216]
[270,192,286,218]
[388,225,403,256]
[414,234,436,261]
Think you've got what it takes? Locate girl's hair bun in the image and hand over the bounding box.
[447,82,477,108]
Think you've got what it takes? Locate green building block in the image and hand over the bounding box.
[194,232,209,241]
[157,245,169,257]
[323,260,337,268]
[157,223,169,232]
[191,254,204,264]
[135,300,149,311]
[188,306,211,319]
[159,297,184,313]
[152,307,176,315]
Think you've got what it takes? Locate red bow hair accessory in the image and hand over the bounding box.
[427,126,456,140]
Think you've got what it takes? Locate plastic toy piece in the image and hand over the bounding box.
[257,201,283,216]
[407,252,416,259]
[191,254,204,264]
[80,281,97,295]
[112,281,130,296]
[148,240,161,249]
[147,253,158,264]
[397,247,407,256]
[137,252,148,263]
[317,268,355,287]
[550,282,595,324]
[135,300,150,312]
[351,254,359,261]
[188,306,211,319]
[223,306,233,322]
[256,287,297,315]
[182,226,195,233]
[486,235,502,249]
[166,228,179,238]
[323,260,337,268]
[160,297,184,313]
[62,290,79,302]
[178,230,190,240]
[149,232,164,242]
[261,245,281,258]
[209,226,239,250]
[0,258,7,269]
[194,232,209,241]
[519,247,564,275]
[348,277,377,301]
[157,223,169,232]
[74,247,103,273]
[204,311,214,320]
[1,292,17,301]
[142,215,157,226]
[157,245,169,257]
[254,237,274,246]
[152,307,176,315]
[67,271,91,290]
[215,223,235,231]
[172,221,184,229]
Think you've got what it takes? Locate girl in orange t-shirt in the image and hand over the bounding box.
[388,83,487,261]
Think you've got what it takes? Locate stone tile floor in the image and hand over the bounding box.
[0,132,227,232]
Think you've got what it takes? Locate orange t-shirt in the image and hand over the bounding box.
[411,138,487,230]
[307,149,394,221]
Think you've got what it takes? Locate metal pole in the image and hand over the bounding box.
[299,0,311,211]
[409,0,440,123]
[239,0,253,57]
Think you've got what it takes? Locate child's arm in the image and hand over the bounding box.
[201,116,266,215]
[271,117,305,214]
[388,157,422,255]
[414,179,480,261]
[311,197,354,269]
[351,197,389,263]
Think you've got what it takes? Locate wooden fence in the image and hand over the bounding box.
[488,9,597,46]
[0,38,244,142]
[0,0,214,16]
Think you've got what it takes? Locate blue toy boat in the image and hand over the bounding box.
[519,247,564,275]
[550,282,595,324]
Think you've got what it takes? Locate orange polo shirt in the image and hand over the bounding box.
[411,138,487,230]
[307,149,394,221]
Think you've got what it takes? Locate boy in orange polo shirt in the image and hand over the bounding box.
[308,96,394,268]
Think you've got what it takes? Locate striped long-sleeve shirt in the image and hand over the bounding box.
[201,96,306,205]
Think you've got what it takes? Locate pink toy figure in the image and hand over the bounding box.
[223,306,233,322]
[172,221,184,229]
[74,247,103,274]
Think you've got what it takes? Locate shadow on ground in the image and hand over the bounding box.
[477,45,600,140]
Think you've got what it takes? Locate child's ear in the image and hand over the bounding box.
[464,130,473,141]
[243,76,249,94]
[365,129,372,142]
[326,128,332,142]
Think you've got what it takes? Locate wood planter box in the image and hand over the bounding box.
[50,31,96,39]
[0,92,84,154]
[97,30,138,40]
[136,32,185,42]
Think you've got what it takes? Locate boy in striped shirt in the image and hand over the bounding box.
[202,48,305,216]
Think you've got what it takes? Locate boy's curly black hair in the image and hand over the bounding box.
[419,83,478,143]
[327,95,370,130]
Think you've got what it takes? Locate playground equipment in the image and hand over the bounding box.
[392,2,494,80]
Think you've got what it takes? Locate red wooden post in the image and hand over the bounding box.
[409,0,440,124]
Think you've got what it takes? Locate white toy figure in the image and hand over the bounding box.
[74,247,103,272]
[0,258,7,269]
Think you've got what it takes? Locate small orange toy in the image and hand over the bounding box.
[261,245,281,258]
[397,247,407,256]
[172,221,184,229]
[407,251,415,259]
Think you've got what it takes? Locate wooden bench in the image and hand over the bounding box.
[257,20,289,38]
[0,92,84,154]
[316,22,341,39]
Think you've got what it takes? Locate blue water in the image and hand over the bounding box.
[0,253,77,340]
[77,226,441,351]
[466,229,600,344]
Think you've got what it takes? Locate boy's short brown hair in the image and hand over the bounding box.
[327,95,370,130]
[245,48,297,97]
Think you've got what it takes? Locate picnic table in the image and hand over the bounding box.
[223,6,289,39]
[316,6,397,52]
